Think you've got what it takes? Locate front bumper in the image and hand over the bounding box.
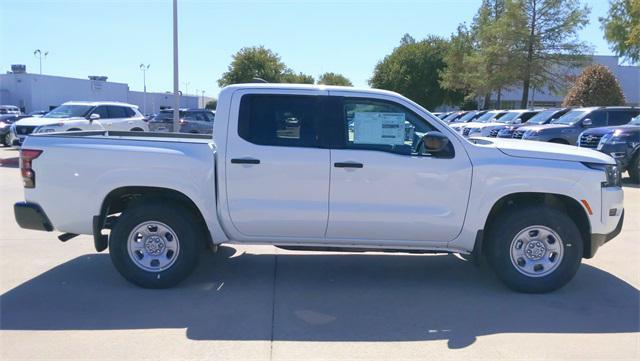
[14,202,53,231]
[588,210,624,258]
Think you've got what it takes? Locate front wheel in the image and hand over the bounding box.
[1,133,9,147]
[486,206,583,293]
[109,201,202,288]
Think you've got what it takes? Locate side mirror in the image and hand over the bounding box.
[582,118,592,127]
[420,131,450,155]
[515,117,523,123]
[89,113,100,122]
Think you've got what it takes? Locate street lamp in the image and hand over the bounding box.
[201,90,206,109]
[183,81,190,96]
[33,49,49,75]
[139,64,150,114]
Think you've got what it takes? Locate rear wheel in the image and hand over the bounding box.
[130,127,144,131]
[109,201,201,288]
[629,153,640,184]
[485,206,583,293]
[2,133,9,147]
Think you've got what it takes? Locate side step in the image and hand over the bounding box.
[275,245,451,254]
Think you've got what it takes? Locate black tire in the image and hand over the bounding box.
[109,200,202,288]
[67,128,82,131]
[629,153,640,184]
[130,127,144,132]
[485,206,583,293]
[1,133,8,147]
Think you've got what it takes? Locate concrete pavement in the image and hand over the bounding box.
[0,146,638,360]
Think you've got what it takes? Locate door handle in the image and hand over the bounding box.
[231,158,260,165]
[334,162,363,168]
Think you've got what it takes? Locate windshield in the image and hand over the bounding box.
[526,109,557,124]
[44,105,93,119]
[630,115,640,125]
[475,111,503,123]
[495,112,523,124]
[456,111,478,122]
[552,109,589,125]
[442,112,462,122]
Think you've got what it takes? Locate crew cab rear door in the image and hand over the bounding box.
[325,92,473,243]
[223,89,331,239]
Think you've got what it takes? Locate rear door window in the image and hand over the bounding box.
[92,106,110,119]
[107,106,128,118]
[608,110,640,125]
[238,94,323,148]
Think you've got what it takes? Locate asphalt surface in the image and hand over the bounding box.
[0,146,638,360]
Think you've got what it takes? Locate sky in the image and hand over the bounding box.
[1,0,614,99]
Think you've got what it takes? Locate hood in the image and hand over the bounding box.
[479,137,615,164]
[517,123,570,132]
[581,124,640,136]
[14,116,75,126]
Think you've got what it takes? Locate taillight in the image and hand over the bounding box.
[20,149,42,188]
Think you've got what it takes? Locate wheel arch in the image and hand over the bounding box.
[481,192,591,258]
[96,186,212,251]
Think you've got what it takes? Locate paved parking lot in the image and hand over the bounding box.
[0,146,638,360]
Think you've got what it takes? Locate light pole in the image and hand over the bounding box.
[33,49,49,75]
[183,81,190,96]
[139,64,150,114]
[172,0,180,132]
[195,88,199,107]
[201,90,206,109]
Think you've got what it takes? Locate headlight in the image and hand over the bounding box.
[524,130,538,137]
[607,130,633,145]
[0,121,7,128]
[468,128,480,133]
[583,162,621,187]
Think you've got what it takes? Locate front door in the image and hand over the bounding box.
[327,96,472,243]
[225,92,331,239]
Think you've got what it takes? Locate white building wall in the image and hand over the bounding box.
[0,72,200,114]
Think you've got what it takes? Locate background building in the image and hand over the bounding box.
[0,65,212,114]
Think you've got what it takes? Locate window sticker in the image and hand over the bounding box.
[353,112,406,145]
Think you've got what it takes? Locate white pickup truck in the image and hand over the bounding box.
[13,84,624,293]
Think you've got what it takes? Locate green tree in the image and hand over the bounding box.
[440,1,522,108]
[600,0,640,63]
[562,64,626,106]
[508,0,592,108]
[370,35,464,110]
[317,72,353,86]
[280,70,315,84]
[205,99,217,110]
[218,46,286,86]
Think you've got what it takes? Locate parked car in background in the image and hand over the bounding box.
[449,110,507,136]
[466,109,540,137]
[441,111,468,123]
[10,101,147,146]
[179,110,215,134]
[149,109,216,134]
[148,109,186,132]
[450,110,488,124]
[0,105,21,121]
[13,84,624,293]
[578,114,640,183]
[0,115,19,146]
[520,107,640,145]
[500,108,570,139]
